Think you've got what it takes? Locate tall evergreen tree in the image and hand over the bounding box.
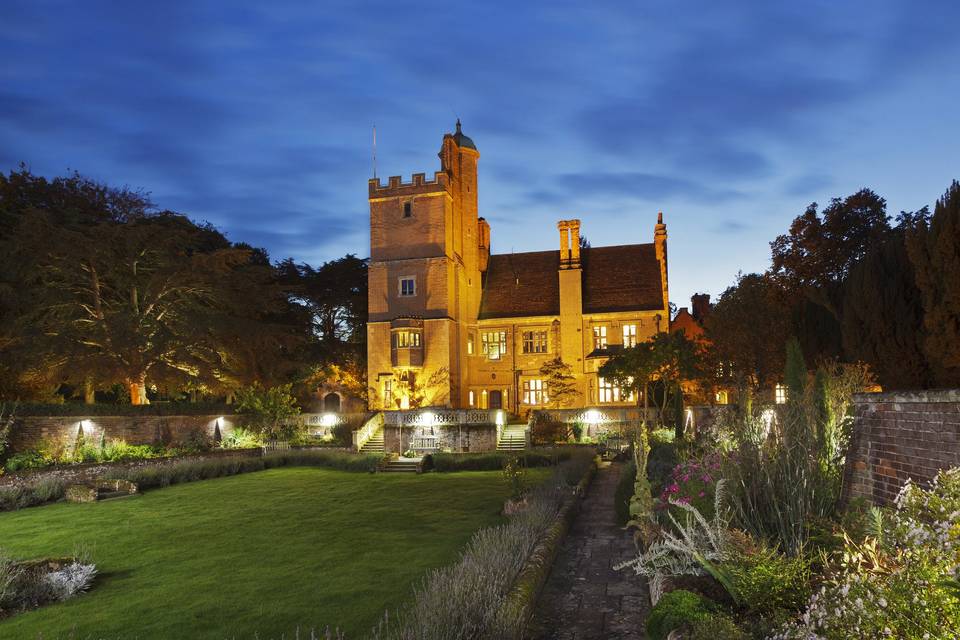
[906,180,960,386]
[841,230,930,389]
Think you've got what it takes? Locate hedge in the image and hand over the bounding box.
[427,448,577,472]
[10,402,234,417]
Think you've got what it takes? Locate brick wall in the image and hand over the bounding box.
[9,414,238,453]
[843,389,960,506]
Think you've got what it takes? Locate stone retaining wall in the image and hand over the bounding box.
[8,414,239,453]
[843,389,960,505]
[382,424,497,454]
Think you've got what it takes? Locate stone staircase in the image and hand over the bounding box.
[497,424,528,452]
[359,427,385,454]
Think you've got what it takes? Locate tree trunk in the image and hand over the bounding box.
[84,378,95,405]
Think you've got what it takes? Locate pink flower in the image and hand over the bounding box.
[667,483,679,493]
[701,475,712,483]
[681,474,690,482]
[698,491,706,497]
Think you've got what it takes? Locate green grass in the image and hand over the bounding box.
[0,467,541,639]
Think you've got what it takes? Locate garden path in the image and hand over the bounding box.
[529,461,649,639]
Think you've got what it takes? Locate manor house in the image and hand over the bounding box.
[366,122,669,414]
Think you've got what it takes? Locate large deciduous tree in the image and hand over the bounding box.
[906,180,960,386]
[704,273,790,395]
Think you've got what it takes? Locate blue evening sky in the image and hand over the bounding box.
[2,1,958,308]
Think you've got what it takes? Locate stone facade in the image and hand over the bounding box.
[366,122,670,415]
[843,389,960,505]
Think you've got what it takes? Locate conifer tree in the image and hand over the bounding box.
[906,180,960,386]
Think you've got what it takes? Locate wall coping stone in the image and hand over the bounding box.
[853,389,960,404]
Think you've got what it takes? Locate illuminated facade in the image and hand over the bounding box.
[366,122,670,414]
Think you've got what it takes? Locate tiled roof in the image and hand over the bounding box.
[478,244,663,320]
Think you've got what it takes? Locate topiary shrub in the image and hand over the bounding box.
[646,589,717,640]
[687,612,748,640]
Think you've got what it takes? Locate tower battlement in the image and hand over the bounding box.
[368,171,450,199]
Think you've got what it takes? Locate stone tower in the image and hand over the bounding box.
[366,122,484,409]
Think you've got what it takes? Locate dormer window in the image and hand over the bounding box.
[403,201,412,218]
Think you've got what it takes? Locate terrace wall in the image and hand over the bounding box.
[843,389,960,506]
[9,414,239,453]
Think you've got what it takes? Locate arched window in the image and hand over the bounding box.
[323,392,341,413]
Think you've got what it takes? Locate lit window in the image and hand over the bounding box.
[598,377,621,403]
[593,325,607,349]
[775,384,787,404]
[522,379,546,405]
[468,390,475,406]
[622,324,637,348]
[394,331,421,348]
[480,389,488,409]
[481,331,507,360]
[467,335,474,355]
[403,201,412,218]
[522,330,548,354]
[383,379,393,407]
[715,390,728,404]
[399,277,416,297]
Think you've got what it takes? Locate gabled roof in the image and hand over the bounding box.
[478,244,664,320]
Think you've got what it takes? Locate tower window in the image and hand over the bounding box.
[399,277,416,297]
[403,201,412,218]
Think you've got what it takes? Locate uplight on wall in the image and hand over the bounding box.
[320,413,337,428]
[495,410,505,427]
[584,409,602,425]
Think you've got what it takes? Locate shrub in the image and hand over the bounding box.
[646,589,716,640]
[13,402,232,417]
[655,453,723,523]
[429,449,575,472]
[502,456,528,500]
[687,612,748,640]
[0,551,97,614]
[4,451,47,472]
[235,383,301,439]
[30,477,65,504]
[614,458,637,525]
[773,467,960,639]
[529,413,567,445]
[725,541,812,616]
[173,426,213,454]
[0,478,66,512]
[220,427,263,450]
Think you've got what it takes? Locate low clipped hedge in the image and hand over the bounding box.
[427,448,577,472]
[104,449,384,490]
[12,402,234,417]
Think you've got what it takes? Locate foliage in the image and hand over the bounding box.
[725,540,813,616]
[687,612,748,640]
[374,459,593,640]
[906,179,960,386]
[502,456,528,500]
[235,383,301,438]
[0,478,66,512]
[11,402,233,416]
[645,589,717,640]
[0,551,97,616]
[429,449,576,472]
[4,451,47,472]
[538,357,578,410]
[391,367,450,410]
[528,413,567,445]
[0,403,13,471]
[656,453,723,523]
[770,188,890,295]
[704,273,791,395]
[618,480,737,605]
[615,458,637,526]
[219,427,263,450]
[842,228,931,389]
[103,450,384,490]
[724,350,871,555]
[773,467,960,639]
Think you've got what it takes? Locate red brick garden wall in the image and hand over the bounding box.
[9,414,239,453]
[843,390,960,506]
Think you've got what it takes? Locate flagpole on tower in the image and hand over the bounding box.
[372,124,377,179]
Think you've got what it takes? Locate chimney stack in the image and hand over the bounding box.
[557,219,582,269]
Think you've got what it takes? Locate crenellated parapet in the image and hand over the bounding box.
[369,171,450,199]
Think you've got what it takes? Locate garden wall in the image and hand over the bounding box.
[383,424,497,454]
[9,414,239,453]
[844,389,960,505]
[534,405,725,437]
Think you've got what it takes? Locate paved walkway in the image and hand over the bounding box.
[529,461,649,639]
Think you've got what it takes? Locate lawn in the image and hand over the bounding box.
[0,467,537,639]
